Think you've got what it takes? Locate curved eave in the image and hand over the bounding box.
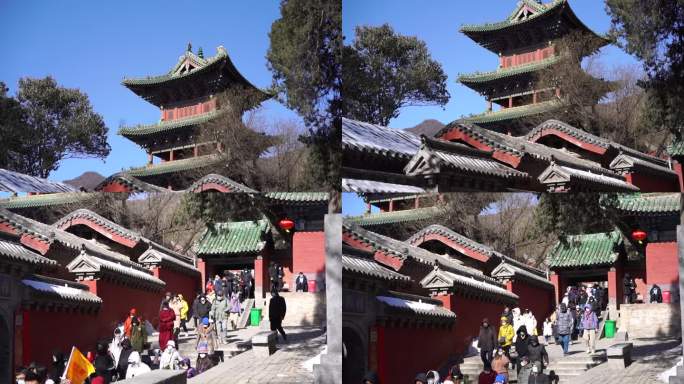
[458,56,560,91]
[461,100,561,125]
[460,0,610,54]
[122,52,272,107]
[118,110,221,141]
[126,155,220,178]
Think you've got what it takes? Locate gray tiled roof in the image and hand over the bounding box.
[23,276,102,305]
[420,268,519,301]
[404,136,529,180]
[342,178,426,194]
[0,168,76,193]
[342,118,421,159]
[343,252,411,282]
[377,294,456,319]
[54,209,142,244]
[490,262,553,288]
[0,237,57,267]
[186,174,258,193]
[538,163,639,192]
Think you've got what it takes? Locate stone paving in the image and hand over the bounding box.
[542,337,681,384]
[188,326,326,384]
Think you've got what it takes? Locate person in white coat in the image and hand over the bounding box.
[512,307,524,341]
[159,340,182,370]
[108,326,124,367]
[523,309,538,336]
[125,351,151,379]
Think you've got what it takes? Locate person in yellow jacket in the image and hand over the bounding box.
[498,316,514,358]
[178,294,189,334]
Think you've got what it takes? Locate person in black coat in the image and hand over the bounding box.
[117,339,133,379]
[650,284,663,303]
[194,295,212,321]
[527,336,549,370]
[478,318,497,365]
[295,272,308,292]
[268,262,278,292]
[269,291,287,341]
[514,325,531,374]
[48,350,66,383]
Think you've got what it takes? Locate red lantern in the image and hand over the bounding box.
[631,229,647,243]
[278,218,295,231]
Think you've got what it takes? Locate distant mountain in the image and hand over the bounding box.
[404,119,445,137]
[63,172,105,191]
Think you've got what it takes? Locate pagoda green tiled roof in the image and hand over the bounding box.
[610,193,681,215]
[195,219,270,256]
[461,100,561,125]
[667,138,684,157]
[127,155,220,178]
[461,0,564,33]
[459,56,560,84]
[344,206,441,227]
[0,193,96,209]
[548,230,623,269]
[118,110,221,138]
[122,47,226,86]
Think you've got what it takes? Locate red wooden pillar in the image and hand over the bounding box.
[674,161,684,192]
[550,272,562,305]
[607,267,619,308]
[21,310,30,366]
[508,96,513,108]
[254,253,270,306]
[366,202,371,214]
[376,325,387,384]
[169,150,175,162]
[533,91,538,104]
[414,196,420,209]
[193,145,199,158]
[388,199,394,212]
[197,258,207,293]
[368,326,378,373]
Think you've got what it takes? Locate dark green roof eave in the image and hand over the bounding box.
[461,101,561,125]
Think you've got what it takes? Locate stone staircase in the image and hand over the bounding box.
[546,351,606,382]
[459,355,518,383]
[259,292,326,328]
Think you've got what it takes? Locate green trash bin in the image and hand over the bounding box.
[605,319,616,338]
[250,308,262,326]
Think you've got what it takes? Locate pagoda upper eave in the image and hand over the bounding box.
[118,109,222,143]
[460,0,609,54]
[461,100,561,125]
[122,46,272,107]
[459,55,560,94]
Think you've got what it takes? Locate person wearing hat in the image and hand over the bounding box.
[159,340,182,370]
[555,303,574,356]
[158,301,176,351]
[130,316,147,353]
[196,317,218,356]
[580,303,599,354]
[497,316,514,358]
[414,372,428,384]
[478,318,497,365]
[124,308,137,338]
[125,351,151,379]
[493,373,507,384]
[517,356,533,384]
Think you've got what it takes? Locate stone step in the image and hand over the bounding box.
[547,362,596,371]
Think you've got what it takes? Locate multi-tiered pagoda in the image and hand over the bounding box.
[458,0,609,134]
[99,45,270,192]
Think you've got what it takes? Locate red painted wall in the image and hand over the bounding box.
[22,309,99,367]
[509,281,555,331]
[645,242,679,289]
[375,293,509,384]
[99,182,132,193]
[292,231,326,282]
[86,279,163,337]
[625,173,679,192]
[675,162,684,192]
[155,267,200,304]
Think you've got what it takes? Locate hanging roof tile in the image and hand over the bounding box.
[95,173,169,193]
[66,251,165,289]
[547,230,623,269]
[342,178,426,194]
[126,155,220,178]
[376,294,457,319]
[119,110,221,138]
[0,169,77,194]
[0,237,57,267]
[404,136,530,181]
[343,252,411,282]
[262,192,329,204]
[538,163,639,192]
[459,55,560,85]
[23,276,102,305]
[342,118,421,159]
[460,101,561,125]
[186,173,258,193]
[345,207,442,227]
[609,193,681,215]
[195,219,270,256]
[0,193,96,210]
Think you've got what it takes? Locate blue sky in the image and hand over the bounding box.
[342,0,641,215]
[0,1,300,183]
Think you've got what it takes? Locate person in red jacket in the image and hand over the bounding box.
[478,361,497,384]
[124,308,137,337]
[158,301,176,351]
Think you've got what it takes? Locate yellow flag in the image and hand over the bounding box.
[62,346,95,384]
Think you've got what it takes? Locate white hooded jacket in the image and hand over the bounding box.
[109,325,124,366]
[160,342,182,369]
[125,351,151,379]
